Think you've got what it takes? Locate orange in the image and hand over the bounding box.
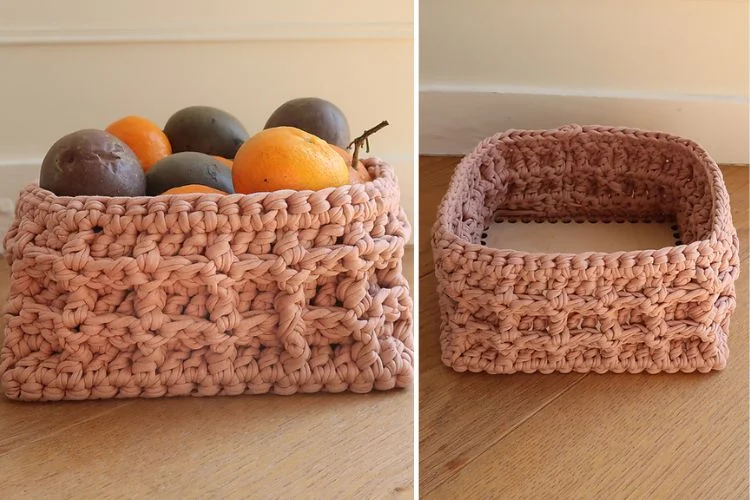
[161,184,227,195]
[232,126,349,193]
[213,156,233,170]
[105,115,172,172]
[329,144,371,184]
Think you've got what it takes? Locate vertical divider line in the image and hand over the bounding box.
[412,0,421,496]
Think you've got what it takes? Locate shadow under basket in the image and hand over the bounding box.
[1,158,413,401]
[432,125,740,375]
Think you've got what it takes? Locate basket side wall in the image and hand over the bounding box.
[1,161,415,400]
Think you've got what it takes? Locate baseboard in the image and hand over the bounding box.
[0,161,39,254]
[0,23,412,45]
[419,86,750,164]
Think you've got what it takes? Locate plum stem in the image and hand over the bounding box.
[348,120,389,168]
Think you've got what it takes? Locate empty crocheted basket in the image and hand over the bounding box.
[432,125,740,374]
[1,158,413,401]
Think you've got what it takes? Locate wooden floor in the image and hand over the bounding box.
[419,157,749,499]
[0,249,414,499]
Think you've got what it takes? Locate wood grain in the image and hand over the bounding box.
[419,156,749,499]
[418,156,457,278]
[0,248,415,499]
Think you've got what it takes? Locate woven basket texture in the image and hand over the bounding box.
[432,125,740,374]
[1,158,413,401]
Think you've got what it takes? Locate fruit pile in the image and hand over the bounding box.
[39,98,383,197]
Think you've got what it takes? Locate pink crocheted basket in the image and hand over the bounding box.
[432,125,740,375]
[1,158,413,401]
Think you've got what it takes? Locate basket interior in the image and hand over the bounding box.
[450,134,714,250]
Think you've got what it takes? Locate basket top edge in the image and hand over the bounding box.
[440,124,732,241]
[461,124,722,169]
[471,124,715,148]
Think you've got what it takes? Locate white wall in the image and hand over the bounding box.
[420,0,749,163]
[0,1,414,240]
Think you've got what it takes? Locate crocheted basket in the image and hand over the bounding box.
[432,125,740,375]
[1,158,413,401]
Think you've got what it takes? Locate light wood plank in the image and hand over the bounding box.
[419,156,749,498]
[0,390,414,499]
[420,273,588,491]
[418,157,587,491]
[418,156,456,278]
[0,249,415,499]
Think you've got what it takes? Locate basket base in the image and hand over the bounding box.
[482,216,680,253]
[440,324,729,375]
[0,361,415,402]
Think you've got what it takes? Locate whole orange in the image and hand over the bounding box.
[232,126,349,193]
[105,115,172,172]
[161,184,227,195]
[213,156,233,169]
[329,144,371,184]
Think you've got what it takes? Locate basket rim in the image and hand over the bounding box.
[4,156,411,262]
[432,124,737,265]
